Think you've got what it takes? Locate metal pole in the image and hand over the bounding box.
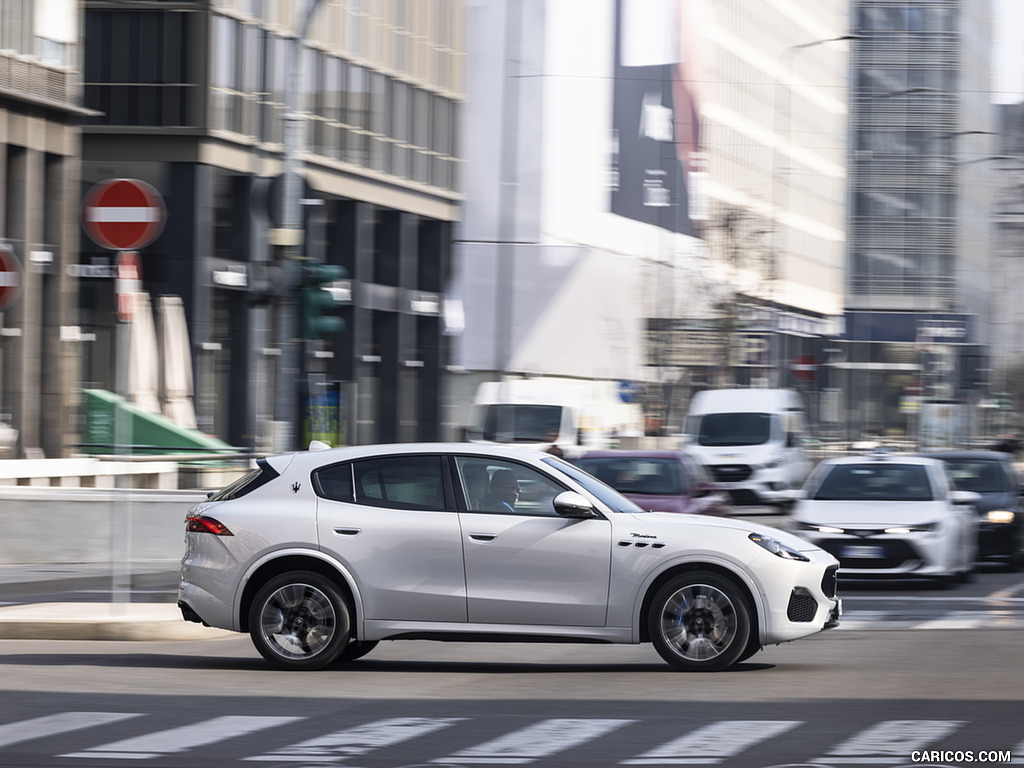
[271,0,323,453]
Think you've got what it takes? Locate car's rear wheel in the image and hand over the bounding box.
[249,571,350,670]
[648,571,751,672]
[336,639,379,663]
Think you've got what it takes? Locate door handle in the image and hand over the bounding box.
[468,533,496,542]
[333,527,361,536]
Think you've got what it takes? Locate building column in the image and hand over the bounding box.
[6,143,44,456]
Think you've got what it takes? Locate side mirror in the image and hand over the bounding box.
[950,490,981,506]
[553,491,597,518]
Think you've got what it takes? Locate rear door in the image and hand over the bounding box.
[314,454,467,622]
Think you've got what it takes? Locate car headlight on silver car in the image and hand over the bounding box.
[985,510,1015,524]
[883,523,937,534]
[749,532,810,561]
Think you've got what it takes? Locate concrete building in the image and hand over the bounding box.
[842,0,996,443]
[447,0,851,433]
[79,0,464,451]
[989,103,1024,388]
[0,0,91,458]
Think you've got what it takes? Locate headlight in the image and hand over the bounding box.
[883,523,936,534]
[749,532,810,561]
[985,510,1015,525]
[794,521,843,534]
[764,456,782,469]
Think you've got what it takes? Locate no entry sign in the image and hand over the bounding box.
[0,244,23,312]
[83,179,165,251]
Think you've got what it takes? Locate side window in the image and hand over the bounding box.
[455,457,567,517]
[352,456,446,511]
[314,462,354,502]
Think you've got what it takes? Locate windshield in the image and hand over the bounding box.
[694,412,773,446]
[813,463,934,502]
[543,456,646,513]
[480,404,563,443]
[942,460,1007,494]
[576,457,682,496]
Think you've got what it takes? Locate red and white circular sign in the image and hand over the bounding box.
[791,353,817,382]
[0,244,23,312]
[83,179,166,251]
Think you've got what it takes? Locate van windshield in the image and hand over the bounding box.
[480,404,562,443]
[695,412,772,446]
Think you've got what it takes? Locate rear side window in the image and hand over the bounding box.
[207,460,278,501]
[352,456,447,511]
[314,462,354,502]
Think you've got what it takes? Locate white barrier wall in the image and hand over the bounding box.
[0,488,206,565]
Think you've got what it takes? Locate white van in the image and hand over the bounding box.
[683,388,810,506]
[467,378,644,458]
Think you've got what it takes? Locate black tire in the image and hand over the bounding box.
[249,571,351,670]
[648,571,752,672]
[736,634,762,664]
[336,639,379,663]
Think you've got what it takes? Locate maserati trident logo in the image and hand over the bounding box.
[292,482,300,493]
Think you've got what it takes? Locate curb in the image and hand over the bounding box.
[0,603,234,641]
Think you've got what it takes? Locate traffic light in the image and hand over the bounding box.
[300,263,347,339]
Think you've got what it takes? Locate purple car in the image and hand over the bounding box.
[577,449,732,516]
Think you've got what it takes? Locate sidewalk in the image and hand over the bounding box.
[0,562,231,641]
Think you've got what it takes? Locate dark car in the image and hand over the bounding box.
[920,450,1024,570]
[576,449,731,516]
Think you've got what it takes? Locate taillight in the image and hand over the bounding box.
[186,516,233,536]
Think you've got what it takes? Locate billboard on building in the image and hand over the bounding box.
[609,0,707,236]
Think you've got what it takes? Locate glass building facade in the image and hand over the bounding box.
[79,0,465,450]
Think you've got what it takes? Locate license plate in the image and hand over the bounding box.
[840,545,885,559]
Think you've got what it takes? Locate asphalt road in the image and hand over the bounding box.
[1,506,1021,767]
[1,614,1023,766]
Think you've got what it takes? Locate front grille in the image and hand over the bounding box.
[787,588,818,622]
[821,565,838,598]
[820,538,921,570]
[710,464,752,482]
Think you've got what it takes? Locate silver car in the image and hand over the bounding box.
[179,443,840,671]
[787,452,980,586]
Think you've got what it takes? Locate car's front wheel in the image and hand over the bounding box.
[648,571,751,672]
[249,571,351,670]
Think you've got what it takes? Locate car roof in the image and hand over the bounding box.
[579,449,691,459]
[262,442,554,475]
[819,452,943,469]
[918,450,1012,462]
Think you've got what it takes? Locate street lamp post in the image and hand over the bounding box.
[270,0,324,453]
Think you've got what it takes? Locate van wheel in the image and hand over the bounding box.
[249,571,351,670]
[648,571,751,672]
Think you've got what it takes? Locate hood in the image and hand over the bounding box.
[626,511,821,552]
[687,444,781,463]
[794,499,951,527]
[623,492,690,515]
[969,491,1018,514]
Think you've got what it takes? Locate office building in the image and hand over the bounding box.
[0,0,89,458]
[80,0,464,450]
[843,0,995,442]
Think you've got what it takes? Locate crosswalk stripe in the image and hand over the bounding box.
[622,720,803,765]
[0,712,140,749]
[1012,737,1024,764]
[246,717,465,762]
[816,720,965,764]
[433,718,634,764]
[61,715,302,760]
